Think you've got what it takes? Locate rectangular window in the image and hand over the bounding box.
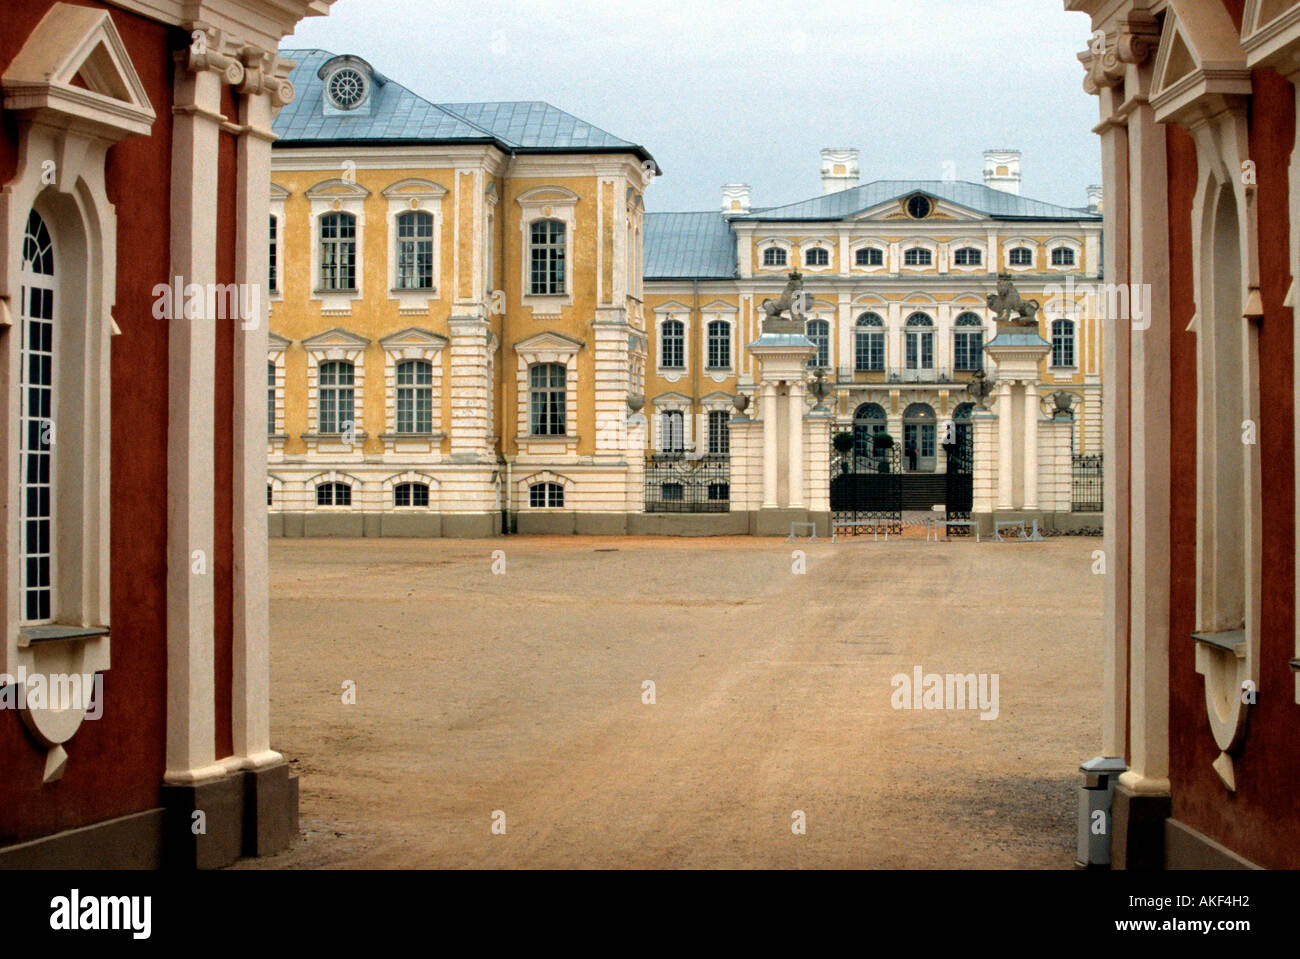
[20,282,54,623]
[529,220,565,295]
[396,360,434,434]
[268,215,278,293]
[320,213,357,291]
[529,364,566,436]
[661,410,685,453]
[954,332,984,371]
[318,361,355,434]
[906,331,934,370]
[267,360,277,435]
[396,212,434,290]
[708,409,730,456]
[706,322,730,370]
[856,331,884,371]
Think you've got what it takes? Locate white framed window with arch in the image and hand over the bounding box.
[306,178,370,310]
[268,182,289,301]
[702,305,737,378]
[515,332,582,454]
[757,238,792,272]
[901,240,938,271]
[806,317,831,369]
[850,240,887,272]
[950,243,987,271]
[379,327,447,454]
[383,472,439,510]
[1047,236,1082,271]
[301,328,370,458]
[312,472,359,508]
[383,178,446,311]
[652,303,691,381]
[520,471,571,509]
[517,186,579,314]
[800,239,833,272]
[1051,318,1076,369]
[854,312,885,372]
[651,393,692,453]
[1002,238,1038,271]
[953,312,986,372]
[904,312,935,370]
[0,4,155,683]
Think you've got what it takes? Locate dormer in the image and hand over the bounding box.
[316,54,383,117]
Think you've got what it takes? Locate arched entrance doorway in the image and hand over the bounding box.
[852,402,888,460]
[903,402,936,472]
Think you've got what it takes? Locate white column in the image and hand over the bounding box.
[231,55,288,770]
[996,380,1015,510]
[1023,384,1040,510]
[788,381,805,508]
[761,381,778,508]
[165,50,223,785]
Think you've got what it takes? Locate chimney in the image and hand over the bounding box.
[820,148,860,195]
[721,183,751,216]
[1087,185,1103,213]
[983,149,1022,195]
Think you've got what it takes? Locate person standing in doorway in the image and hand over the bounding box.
[906,441,918,472]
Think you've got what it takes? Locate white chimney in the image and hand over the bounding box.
[721,183,751,216]
[1087,184,1103,213]
[820,148,860,195]
[983,149,1022,195]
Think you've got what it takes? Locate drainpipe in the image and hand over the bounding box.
[502,453,513,535]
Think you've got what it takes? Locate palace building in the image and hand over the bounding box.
[268,50,1104,536]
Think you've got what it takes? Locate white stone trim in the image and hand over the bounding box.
[798,237,834,273]
[515,331,582,458]
[517,185,578,315]
[756,237,793,272]
[848,238,889,274]
[900,238,938,272]
[302,327,370,460]
[267,332,290,459]
[383,178,446,312]
[381,470,440,510]
[519,470,572,508]
[1047,236,1084,271]
[653,303,690,382]
[306,177,369,312]
[1001,236,1039,272]
[379,327,448,456]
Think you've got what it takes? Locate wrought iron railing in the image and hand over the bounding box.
[645,453,730,513]
[1072,453,1103,512]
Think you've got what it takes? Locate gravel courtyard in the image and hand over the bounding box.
[240,534,1103,869]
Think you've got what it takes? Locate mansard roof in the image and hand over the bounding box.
[732,180,1100,223]
[274,49,654,164]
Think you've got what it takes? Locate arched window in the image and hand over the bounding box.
[904,247,932,266]
[394,482,430,507]
[1009,246,1033,267]
[319,211,357,290]
[316,482,352,506]
[856,247,883,267]
[762,246,787,267]
[953,312,985,372]
[661,318,685,369]
[396,359,434,434]
[529,219,566,295]
[953,247,982,267]
[903,403,937,472]
[905,313,934,370]
[853,402,888,458]
[951,401,975,453]
[1051,319,1076,368]
[318,360,355,434]
[708,408,730,456]
[19,210,55,622]
[396,210,434,289]
[806,319,830,369]
[1051,246,1076,267]
[805,246,829,267]
[706,319,731,369]
[529,363,567,435]
[854,312,885,371]
[529,482,564,508]
[660,409,685,453]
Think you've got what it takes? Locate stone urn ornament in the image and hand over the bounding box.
[731,392,750,417]
[808,369,829,411]
[1048,390,1076,419]
[967,369,996,411]
[626,393,645,414]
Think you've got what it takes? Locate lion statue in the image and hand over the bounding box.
[987,274,1040,326]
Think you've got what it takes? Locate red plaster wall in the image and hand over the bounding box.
[1165,64,1300,869]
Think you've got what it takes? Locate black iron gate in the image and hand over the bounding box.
[645,454,730,513]
[943,430,974,536]
[1072,454,1103,512]
[830,443,902,534]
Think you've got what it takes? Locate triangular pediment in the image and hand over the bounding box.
[268,332,292,352]
[700,391,733,405]
[2,3,155,137]
[302,327,370,350]
[651,391,691,405]
[851,195,985,223]
[652,300,692,315]
[1242,1,1300,65]
[1150,0,1252,123]
[700,299,738,313]
[514,331,584,353]
[380,327,448,350]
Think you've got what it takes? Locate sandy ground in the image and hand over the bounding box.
[236,533,1102,869]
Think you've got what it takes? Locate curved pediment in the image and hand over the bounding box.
[305,177,371,199]
[381,178,448,200]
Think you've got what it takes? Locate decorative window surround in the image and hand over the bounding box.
[301,327,370,460]
[267,473,285,513]
[517,186,578,316]
[1047,236,1083,271]
[1151,0,1261,790]
[0,2,156,777]
[950,241,988,273]
[515,331,582,458]
[268,332,290,459]
[757,238,793,272]
[309,470,361,508]
[650,391,693,452]
[702,301,738,381]
[1241,0,1300,703]
[306,177,369,311]
[383,178,446,313]
[653,302,691,383]
[849,240,888,274]
[382,471,439,510]
[269,182,288,301]
[799,239,834,273]
[520,471,571,509]
[1002,238,1038,271]
[901,240,938,272]
[378,327,447,457]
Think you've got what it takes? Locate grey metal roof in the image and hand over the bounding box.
[644,212,736,280]
[275,50,653,163]
[987,332,1051,347]
[733,180,1099,222]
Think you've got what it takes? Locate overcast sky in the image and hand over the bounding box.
[284,0,1101,213]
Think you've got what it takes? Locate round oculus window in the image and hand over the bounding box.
[906,194,932,219]
[327,68,367,109]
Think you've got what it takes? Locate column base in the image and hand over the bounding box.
[1110,782,1171,870]
[162,761,298,869]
